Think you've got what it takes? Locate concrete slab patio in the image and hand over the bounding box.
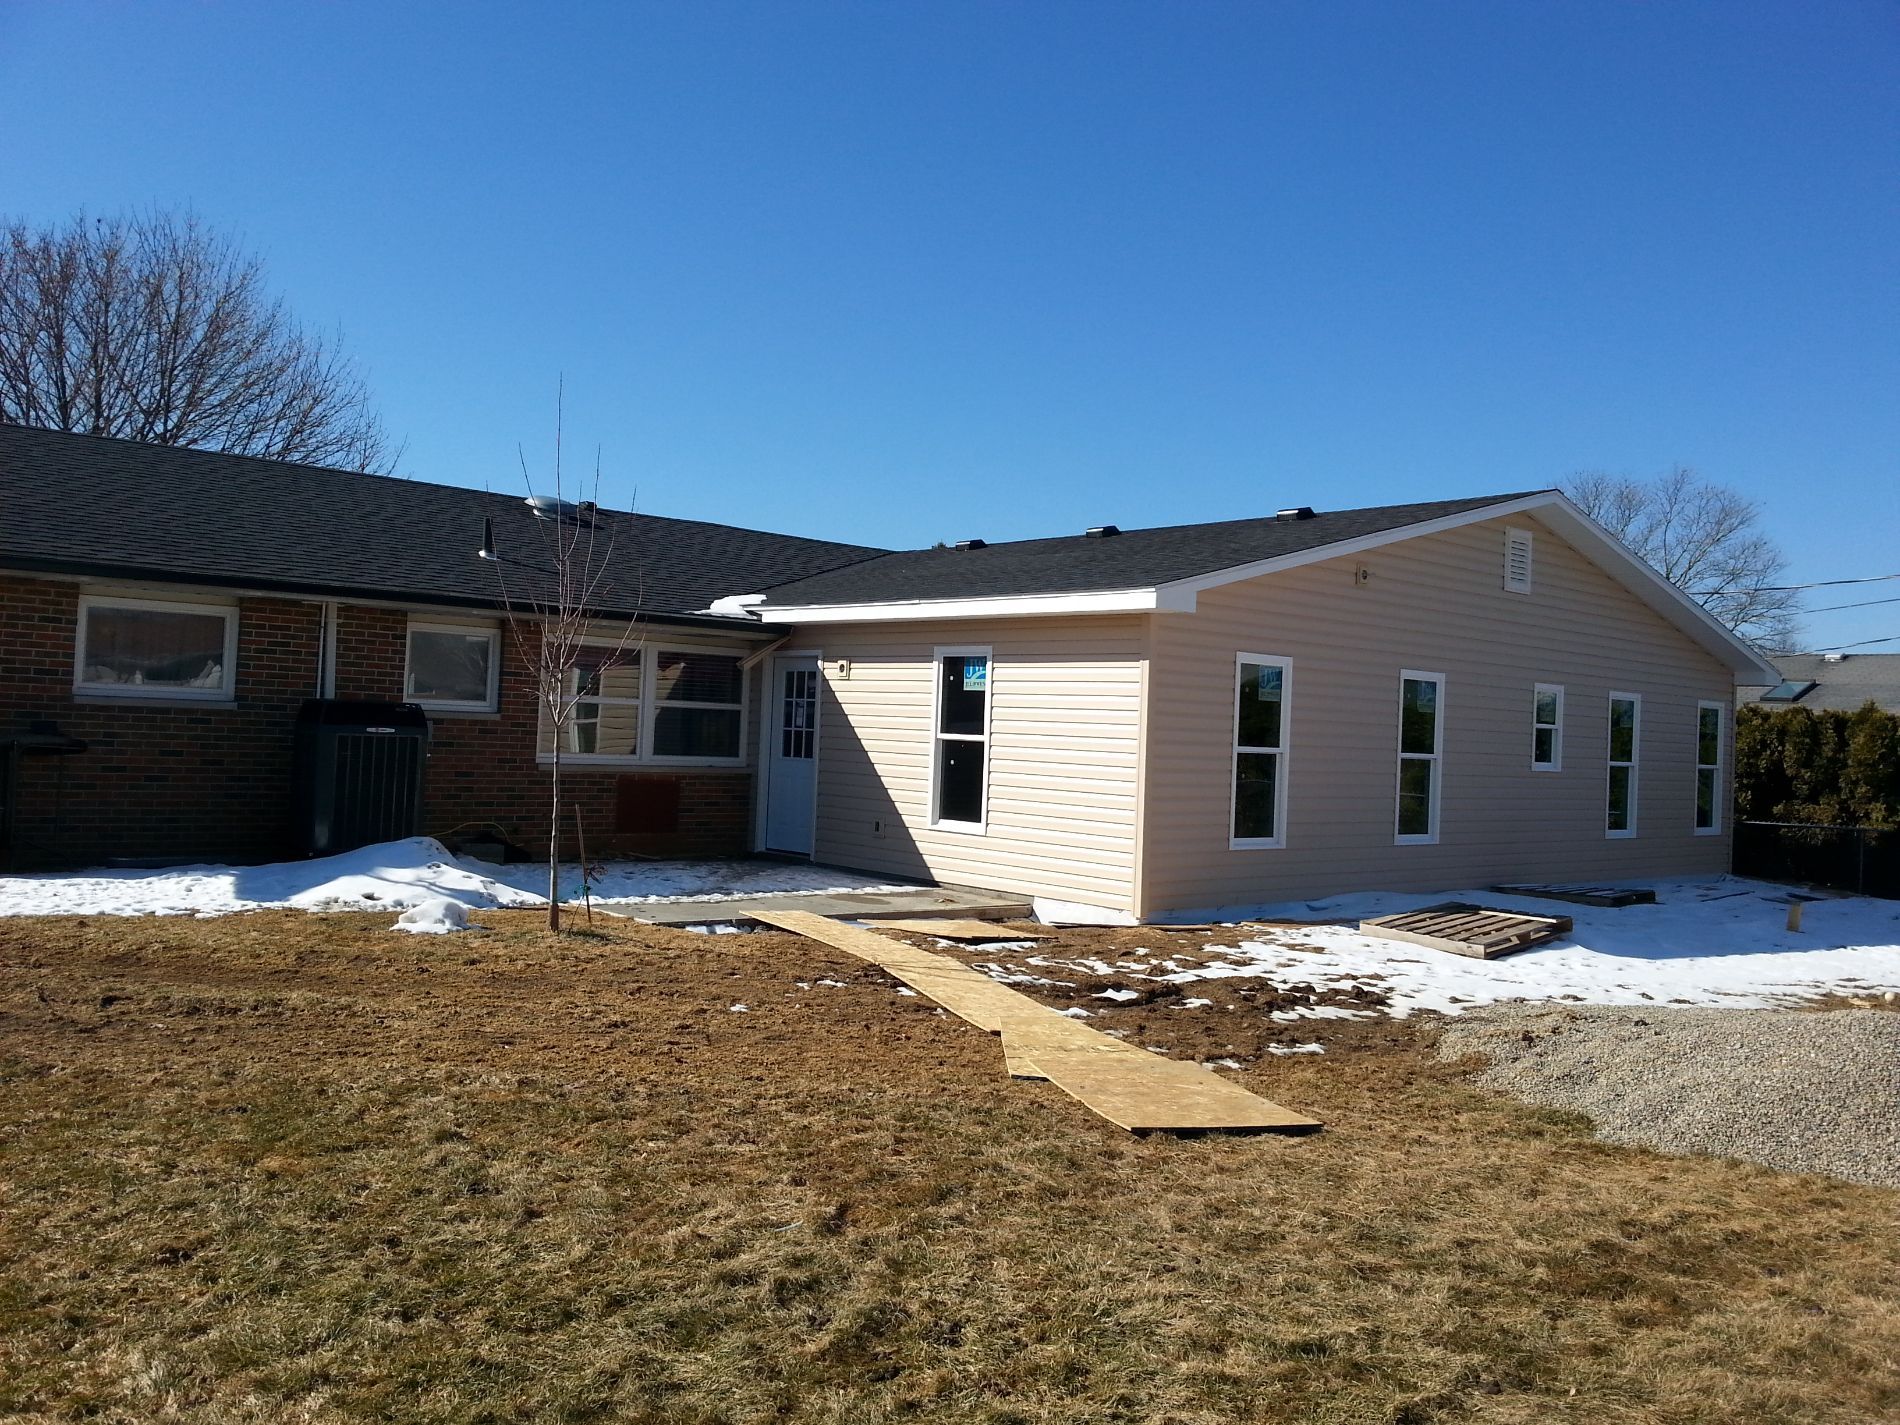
[625,881,1034,926]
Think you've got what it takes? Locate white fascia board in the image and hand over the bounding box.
[1150,491,1779,683]
[758,586,1187,624]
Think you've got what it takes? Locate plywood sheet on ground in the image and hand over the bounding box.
[874,918,1054,940]
[1492,882,1657,908]
[754,909,1318,1134]
[1358,903,1572,959]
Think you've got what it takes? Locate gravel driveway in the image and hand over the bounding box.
[1438,1004,1900,1189]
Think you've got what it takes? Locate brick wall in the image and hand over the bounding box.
[0,577,756,868]
[1,574,319,866]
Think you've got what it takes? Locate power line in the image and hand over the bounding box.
[1689,571,1900,595]
[1812,634,1900,652]
[1801,593,1900,616]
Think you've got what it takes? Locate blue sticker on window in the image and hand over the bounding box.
[963,658,988,690]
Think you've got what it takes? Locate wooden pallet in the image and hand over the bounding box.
[1358,902,1572,959]
[1491,882,1656,909]
[753,908,1319,1134]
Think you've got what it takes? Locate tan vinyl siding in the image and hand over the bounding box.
[1138,513,1738,914]
[786,617,1146,912]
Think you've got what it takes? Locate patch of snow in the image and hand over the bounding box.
[816,979,847,988]
[1057,1006,1092,1018]
[895,987,918,997]
[728,1004,749,1013]
[1094,988,1141,1002]
[1208,1057,1244,1069]
[1033,895,1139,927]
[390,897,472,935]
[1160,877,1900,1016]
[1267,1042,1326,1056]
[0,838,914,919]
[1178,997,1213,1008]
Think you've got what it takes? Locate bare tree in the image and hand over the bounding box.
[483,396,640,930]
[0,210,393,471]
[1565,466,1803,651]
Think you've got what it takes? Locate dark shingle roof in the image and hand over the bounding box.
[0,424,886,623]
[757,491,1549,606]
[1737,654,1900,713]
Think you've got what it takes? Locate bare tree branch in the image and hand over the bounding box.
[490,386,642,931]
[1565,466,1804,652]
[0,210,394,472]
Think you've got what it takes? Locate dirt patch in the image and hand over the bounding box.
[2,910,1898,1424]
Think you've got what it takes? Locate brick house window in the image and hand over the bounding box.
[405,621,500,712]
[74,594,237,701]
[539,642,747,766]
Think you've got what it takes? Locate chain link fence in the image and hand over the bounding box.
[1734,821,1900,899]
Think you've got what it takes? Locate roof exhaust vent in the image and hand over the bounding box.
[955,538,987,551]
[1276,506,1316,522]
[1085,524,1121,539]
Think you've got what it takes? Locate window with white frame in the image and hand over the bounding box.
[651,649,745,759]
[74,595,237,700]
[1396,671,1445,843]
[1231,655,1290,847]
[932,649,990,829]
[1607,693,1640,837]
[565,647,643,756]
[405,622,500,711]
[1532,683,1563,771]
[1695,701,1723,834]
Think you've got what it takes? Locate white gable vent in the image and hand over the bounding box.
[1503,527,1533,594]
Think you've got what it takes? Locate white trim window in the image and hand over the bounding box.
[1695,700,1724,835]
[1231,654,1291,848]
[649,647,746,762]
[1396,670,1445,844]
[1607,692,1641,838]
[74,594,238,701]
[1532,683,1564,772]
[931,647,991,831]
[405,621,501,712]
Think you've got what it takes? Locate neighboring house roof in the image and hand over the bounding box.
[1737,654,1900,714]
[0,424,886,625]
[754,488,1779,683]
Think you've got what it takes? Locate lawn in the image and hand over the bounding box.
[2,911,1896,1424]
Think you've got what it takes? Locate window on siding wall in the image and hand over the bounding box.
[405,623,500,711]
[1396,671,1445,844]
[75,595,237,700]
[565,648,642,756]
[1532,683,1563,771]
[1695,701,1723,834]
[1231,655,1290,847]
[933,650,990,829]
[651,649,744,759]
[1607,693,1641,837]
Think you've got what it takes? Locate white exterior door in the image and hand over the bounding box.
[764,655,820,855]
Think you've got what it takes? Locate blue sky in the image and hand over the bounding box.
[3,1,1895,647]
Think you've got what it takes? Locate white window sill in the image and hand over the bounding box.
[74,693,237,708]
[1606,829,1637,840]
[929,819,987,836]
[1395,834,1439,846]
[1228,837,1285,851]
[1693,827,1722,837]
[413,702,498,716]
[1530,764,1561,773]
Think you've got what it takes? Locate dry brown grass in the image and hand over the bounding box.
[1,909,1896,1424]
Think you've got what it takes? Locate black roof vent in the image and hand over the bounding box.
[1085,524,1121,539]
[1276,506,1316,522]
[954,538,987,551]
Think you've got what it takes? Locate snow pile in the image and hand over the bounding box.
[0,837,912,919]
[1160,878,1900,1016]
[391,898,473,934]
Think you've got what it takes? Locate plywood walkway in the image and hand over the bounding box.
[753,909,1319,1135]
